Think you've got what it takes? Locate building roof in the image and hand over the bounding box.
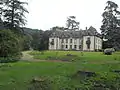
[50,26,101,38]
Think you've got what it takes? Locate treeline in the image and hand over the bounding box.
[23,27,53,51]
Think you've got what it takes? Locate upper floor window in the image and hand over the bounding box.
[70,39,72,43]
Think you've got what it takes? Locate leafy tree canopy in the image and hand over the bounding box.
[101,1,120,49]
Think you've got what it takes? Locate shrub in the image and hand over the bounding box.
[0,30,21,57]
[0,57,19,63]
[104,48,113,55]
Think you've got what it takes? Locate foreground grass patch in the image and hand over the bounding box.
[0,51,120,90]
[0,60,120,90]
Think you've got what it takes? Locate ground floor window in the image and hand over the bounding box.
[79,45,82,49]
[66,45,68,49]
[70,45,72,49]
[74,45,77,49]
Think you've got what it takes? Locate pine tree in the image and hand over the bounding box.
[101,1,120,49]
[2,0,28,32]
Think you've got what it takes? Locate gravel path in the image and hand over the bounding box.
[21,51,33,60]
[21,51,45,62]
[21,51,70,63]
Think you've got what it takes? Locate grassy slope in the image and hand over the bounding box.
[0,51,120,90]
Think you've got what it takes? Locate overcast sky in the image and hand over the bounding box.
[23,0,120,32]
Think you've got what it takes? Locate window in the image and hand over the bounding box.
[62,39,64,43]
[79,45,82,49]
[66,39,68,43]
[52,39,54,42]
[74,45,77,49]
[70,39,72,43]
[66,45,68,48]
[70,45,72,49]
[50,39,54,45]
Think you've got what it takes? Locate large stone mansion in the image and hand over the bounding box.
[49,26,102,51]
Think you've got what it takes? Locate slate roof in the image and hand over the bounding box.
[50,26,102,38]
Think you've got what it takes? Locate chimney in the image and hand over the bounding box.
[86,27,87,30]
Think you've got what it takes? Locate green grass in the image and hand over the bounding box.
[29,51,120,62]
[0,51,120,90]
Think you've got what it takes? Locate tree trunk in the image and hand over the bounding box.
[11,0,15,29]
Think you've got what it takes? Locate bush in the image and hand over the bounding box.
[104,48,113,55]
[0,30,21,57]
[0,57,19,63]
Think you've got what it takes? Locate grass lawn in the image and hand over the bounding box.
[0,51,120,90]
[29,50,120,62]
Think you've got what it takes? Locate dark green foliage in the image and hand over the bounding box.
[0,57,19,63]
[0,30,21,57]
[91,75,120,90]
[41,30,53,50]
[30,30,44,50]
[31,30,53,51]
[101,1,120,50]
[1,0,28,32]
[22,35,33,51]
[0,0,29,56]
[71,72,120,90]
[22,28,51,51]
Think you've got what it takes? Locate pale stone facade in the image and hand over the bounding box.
[49,26,102,51]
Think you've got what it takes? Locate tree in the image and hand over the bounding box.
[100,1,120,49]
[31,30,44,50]
[2,0,28,32]
[51,26,66,31]
[0,30,21,57]
[66,16,80,30]
[22,35,33,51]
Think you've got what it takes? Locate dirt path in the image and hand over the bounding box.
[21,51,44,62]
[21,51,69,63]
[21,51,33,60]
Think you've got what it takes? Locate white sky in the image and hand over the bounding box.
[23,0,120,32]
